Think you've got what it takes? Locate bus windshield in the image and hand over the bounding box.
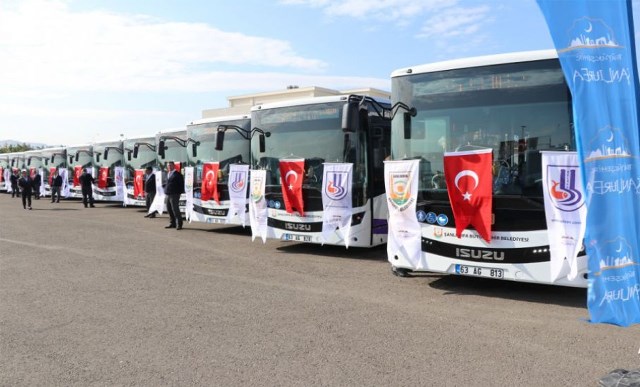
[391,59,573,197]
[125,138,156,170]
[251,102,348,187]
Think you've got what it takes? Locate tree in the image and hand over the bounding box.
[0,143,33,153]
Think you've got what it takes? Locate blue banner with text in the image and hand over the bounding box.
[537,0,640,326]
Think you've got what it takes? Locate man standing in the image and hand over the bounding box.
[10,169,19,198]
[33,170,42,200]
[163,161,184,230]
[51,170,63,203]
[78,168,95,208]
[17,169,33,210]
[144,166,157,218]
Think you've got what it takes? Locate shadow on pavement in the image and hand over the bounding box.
[276,243,387,261]
[427,274,587,308]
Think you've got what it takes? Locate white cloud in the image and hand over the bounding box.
[416,6,491,39]
[0,0,328,94]
[280,0,457,22]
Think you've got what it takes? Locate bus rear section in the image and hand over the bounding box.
[250,95,391,248]
[389,50,587,287]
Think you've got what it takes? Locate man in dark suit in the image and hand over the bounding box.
[144,166,157,218]
[10,169,19,198]
[51,170,63,203]
[33,170,42,199]
[163,161,184,230]
[17,169,33,210]
[78,168,95,208]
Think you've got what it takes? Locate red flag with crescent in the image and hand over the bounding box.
[30,167,36,178]
[174,161,181,174]
[443,149,493,242]
[201,162,219,203]
[73,165,82,187]
[0,167,3,183]
[49,167,56,185]
[279,159,305,216]
[134,169,144,198]
[98,167,109,188]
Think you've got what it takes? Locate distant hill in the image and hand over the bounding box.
[0,139,48,149]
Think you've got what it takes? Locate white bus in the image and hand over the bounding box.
[389,50,587,287]
[0,153,9,192]
[250,95,392,247]
[66,144,94,199]
[40,147,67,196]
[92,140,124,201]
[124,136,157,207]
[187,114,251,225]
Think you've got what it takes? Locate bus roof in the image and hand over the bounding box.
[251,95,390,112]
[391,49,558,78]
[188,114,250,126]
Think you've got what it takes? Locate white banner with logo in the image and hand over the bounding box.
[38,168,45,197]
[541,151,587,281]
[184,167,194,222]
[321,163,353,247]
[384,159,424,269]
[249,169,268,243]
[59,168,70,198]
[3,168,11,192]
[227,164,249,226]
[114,167,125,203]
[150,170,165,215]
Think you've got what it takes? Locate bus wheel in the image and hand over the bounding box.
[392,266,409,278]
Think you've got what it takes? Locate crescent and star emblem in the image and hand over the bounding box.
[285,170,298,191]
[454,170,479,201]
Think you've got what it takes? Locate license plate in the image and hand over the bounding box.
[282,233,311,242]
[455,264,504,279]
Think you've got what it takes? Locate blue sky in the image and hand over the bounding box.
[0,0,638,146]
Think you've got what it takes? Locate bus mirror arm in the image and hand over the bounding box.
[251,127,270,153]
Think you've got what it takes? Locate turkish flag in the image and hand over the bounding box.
[201,162,220,203]
[134,169,144,198]
[174,161,181,173]
[279,159,305,216]
[30,167,36,178]
[49,167,56,185]
[98,167,109,188]
[0,167,3,183]
[73,165,82,186]
[443,149,493,242]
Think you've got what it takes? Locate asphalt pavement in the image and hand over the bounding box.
[0,194,638,386]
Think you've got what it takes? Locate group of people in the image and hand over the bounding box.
[8,163,185,230]
[142,162,184,231]
[8,169,42,210]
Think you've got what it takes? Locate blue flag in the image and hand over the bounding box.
[537,0,640,326]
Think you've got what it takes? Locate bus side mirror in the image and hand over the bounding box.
[158,140,166,159]
[127,151,132,161]
[50,156,55,163]
[70,156,75,164]
[104,149,109,160]
[27,157,32,164]
[96,153,101,162]
[403,111,412,139]
[259,134,266,153]
[341,102,359,132]
[133,145,139,158]
[215,131,225,151]
[192,142,198,157]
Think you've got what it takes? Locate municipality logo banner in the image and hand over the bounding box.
[538,0,640,326]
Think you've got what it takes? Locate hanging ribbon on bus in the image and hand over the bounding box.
[227,164,249,226]
[59,167,70,198]
[321,163,353,248]
[384,159,424,269]
[537,0,640,326]
[249,169,268,243]
[541,151,587,282]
